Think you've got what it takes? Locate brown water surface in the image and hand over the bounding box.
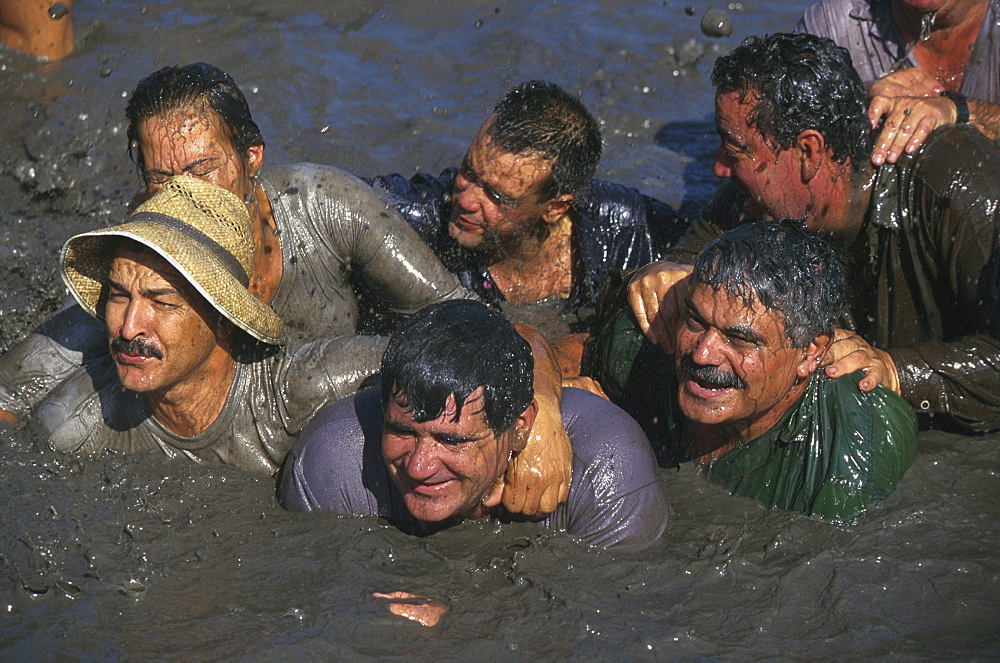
[0,1,997,658]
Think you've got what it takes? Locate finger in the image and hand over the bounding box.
[824,350,871,379]
[903,118,936,155]
[868,96,892,130]
[373,591,419,600]
[627,281,652,338]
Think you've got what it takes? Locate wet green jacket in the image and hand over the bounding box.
[583,311,919,521]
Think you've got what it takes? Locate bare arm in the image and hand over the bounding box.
[503,323,572,518]
[0,0,73,60]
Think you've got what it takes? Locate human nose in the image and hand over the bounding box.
[452,173,482,211]
[116,299,150,341]
[404,437,442,480]
[690,328,725,365]
[713,145,732,179]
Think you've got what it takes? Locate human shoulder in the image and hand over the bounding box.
[278,387,389,514]
[798,0,876,36]
[32,358,147,455]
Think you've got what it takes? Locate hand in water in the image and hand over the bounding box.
[373,591,448,627]
[823,328,900,394]
[627,261,693,354]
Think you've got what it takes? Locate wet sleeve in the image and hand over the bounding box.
[663,181,743,265]
[890,129,1000,431]
[276,334,387,435]
[279,392,381,514]
[555,389,669,548]
[810,379,919,521]
[0,303,107,417]
[309,166,475,314]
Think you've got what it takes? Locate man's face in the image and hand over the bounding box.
[137,106,262,203]
[448,117,556,252]
[675,280,814,441]
[713,90,812,222]
[104,246,228,396]
[382,388,523,524]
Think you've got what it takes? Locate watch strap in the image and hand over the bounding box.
[940,90,970,124]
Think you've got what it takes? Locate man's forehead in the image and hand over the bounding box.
[109,242,190,293]
[689,280,786,333]
[390,388,489,423]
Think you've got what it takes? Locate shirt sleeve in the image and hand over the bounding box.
[888,127,1000,431]
[302,164,474,314]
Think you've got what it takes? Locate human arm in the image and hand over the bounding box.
[823,328,901,394]
[502,324,572,518]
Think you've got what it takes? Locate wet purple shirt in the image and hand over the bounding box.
[280,387,670,548]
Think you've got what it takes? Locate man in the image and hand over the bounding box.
[629,32,1000,432]
[368,80,686,311]
[586,221,918,521]
[797,0,1000,165]
[33,174,387,473]
[279,299,669,548]
[0,0,73,61]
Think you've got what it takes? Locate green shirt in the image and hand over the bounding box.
[583,310,919,521]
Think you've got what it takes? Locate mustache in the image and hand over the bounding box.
[111,336,164,360]
[678,354,746,390]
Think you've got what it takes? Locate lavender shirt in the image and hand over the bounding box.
[280,387,670,548]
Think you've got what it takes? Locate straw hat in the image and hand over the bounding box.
[61,174,285,345]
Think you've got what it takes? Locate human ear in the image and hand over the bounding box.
[796,130,826,183]
[245,142,265,177]
[541,195,574,224]
[797,332,832,378]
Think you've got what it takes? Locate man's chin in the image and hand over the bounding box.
[448,218,485,249]
[403,495,462,524]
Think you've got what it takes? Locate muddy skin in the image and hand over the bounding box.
[0,1,998,658]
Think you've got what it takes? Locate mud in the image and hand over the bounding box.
[1,1,998,658]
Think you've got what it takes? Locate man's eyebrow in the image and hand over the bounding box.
[716,123,746,149]
[461,154,518,206]
[684,295,766,344]
[146,156,216,177]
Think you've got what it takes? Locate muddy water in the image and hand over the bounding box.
[0,1,997,658]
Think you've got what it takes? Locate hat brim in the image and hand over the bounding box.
[61,223,285,345]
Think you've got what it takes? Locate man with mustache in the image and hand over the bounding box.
[33,175,387,473]
[629,32,1000,433]
[368,80,687,311]
[583,220,918,521]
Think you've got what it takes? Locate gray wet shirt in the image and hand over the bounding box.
[0,163,469,418]
[279,387,670,548]
[32,335,387,474]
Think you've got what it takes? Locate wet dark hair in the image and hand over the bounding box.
[712,33,872,172]
[125,63,264,181]
[693,219,847,347]
[487,80,603,200]
[380,300,534,434]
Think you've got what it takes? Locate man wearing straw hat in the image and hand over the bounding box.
[33,175,386,474]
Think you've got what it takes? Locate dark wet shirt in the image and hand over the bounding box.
[668,125,1000,431]
[32,335,387,474]
[583,310,918,521]
[279,386,670,548]
[797,0,1000,103]
[0,163,469,418]
[367,168,687,313]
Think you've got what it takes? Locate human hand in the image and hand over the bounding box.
[372,591,448,627]
[561,376,609,400]
[627,261,693,354]
[868,95,955,165]
[870,67,944,99]
[823,328,900,394]
[502,394,571,518]
[552,333,590,378]
[0,409,19,427]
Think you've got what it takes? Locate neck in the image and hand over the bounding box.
[486,213,574,302]
[145,351,238,437]
[893,0,987,44]
[807,163,874,247]
[686,378,812,465]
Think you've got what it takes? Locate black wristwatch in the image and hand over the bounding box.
[940,90,970,124]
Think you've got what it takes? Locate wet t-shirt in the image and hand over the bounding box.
[368,169,687,314]
[0,163,469,418]
[279,387,670,548]
[32,335,387,474]
[797,0,1000,104]
[669,125,1000,431]
[583,308,919,521]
